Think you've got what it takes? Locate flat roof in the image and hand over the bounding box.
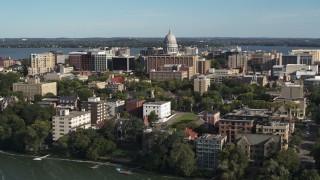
[144,101,170,105]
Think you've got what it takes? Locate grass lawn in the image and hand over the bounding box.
[170,113,199,129]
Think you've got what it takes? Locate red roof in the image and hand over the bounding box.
[184,128,198,138]
[95,121,105,128]
[111,77,124,84]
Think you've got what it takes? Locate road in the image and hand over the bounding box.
[300,123,317,167]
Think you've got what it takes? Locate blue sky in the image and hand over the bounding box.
[0,0,319,38]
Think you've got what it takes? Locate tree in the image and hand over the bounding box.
[275,148,300,174]
[76,88,93,101]
[168,143,196,176]
[259,159,289,180]
[33,94,43,103]
[148,111,158,126]
[24,120,50,153]
[312,140,320,169]
[218,144,249,180]
[299,169,320,180]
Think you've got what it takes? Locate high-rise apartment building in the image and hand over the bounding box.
[194,76,210,95]
[29,52,55,75]
[68,52,92,71]
[82,96,108,124]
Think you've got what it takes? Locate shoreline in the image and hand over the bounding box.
[0,150,183,179]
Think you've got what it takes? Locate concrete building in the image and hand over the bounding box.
[256,122,290,149]
[143,101,171,123]
[282,53,314,65]
[236,134,281,166]
[305,76,320,88]
[12,76,57,101]
[198,58,211,75]
[106,99,125,117]
[292,49,320,61]
[180,46,198,56]
[91,51,112,72]
[149,70,188,81]
[29,52,55,75]
[194,75,211,95]
[52,109,91,141]
[82,96,108,125]
[228,53,249,72]
[195,134,227,171]
[247,51,282,72]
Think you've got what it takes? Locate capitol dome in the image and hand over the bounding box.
[164,29,177,45]
[163,29,178,54]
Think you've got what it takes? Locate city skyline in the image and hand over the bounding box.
[1,0,320,38]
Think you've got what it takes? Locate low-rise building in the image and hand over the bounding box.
[0,57,15,68]
[236,134,281,166]
[106,83,125,92]
[280,82,304,99]
[126,99,145,118]
[143,101,171,123]
[198,111,220,127]
[195,134,227,170]
[57,96,79,111]
[256,122,290,149]
[149,70,188,81]
[52,109,91,141]
[106,99,125,117]
[12,76,57,101]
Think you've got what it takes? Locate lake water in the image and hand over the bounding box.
[0,46,320,60]
[0,152,176,180]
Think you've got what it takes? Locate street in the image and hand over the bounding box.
[300,123,317,167]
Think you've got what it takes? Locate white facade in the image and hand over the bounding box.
[106,99,125,116]
[52,109,91,141]
[194,76,211,95]
[143,101,171,122]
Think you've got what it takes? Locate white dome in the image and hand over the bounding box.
[163,30,178,54]
[164,30,177,45]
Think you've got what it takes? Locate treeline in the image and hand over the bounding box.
[1,37,320,48]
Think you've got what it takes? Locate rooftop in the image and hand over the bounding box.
[236,133,280,145]
[197,134,226,141]
[54,110,90,118]
[143,101,170,106]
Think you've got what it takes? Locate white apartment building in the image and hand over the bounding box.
[106,99,125,117]
[29,52,56,75]
[143,101,171,123]
[52,109,91,141]
[194,76,210,95]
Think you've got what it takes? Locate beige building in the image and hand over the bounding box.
[256,122,290,149]
[52,109,91,141]
[236,134,281,166]
[194,76,210,95]
[198,58,211,75]
[12,76,57,101]
[149,70,188,81]
[228,54,249,72]
[29,52,56,75]
[292,49,320,61]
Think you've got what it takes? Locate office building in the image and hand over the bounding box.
[195,134,227,170]
[28,52,55,75]
[68,52,92,71]
[52,109,91,141]
[91,51,112,72]
[110,55,135,72]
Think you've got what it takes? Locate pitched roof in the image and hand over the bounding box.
[184,128,198,138]
[111,77,124,84]
[236,133,280,145]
